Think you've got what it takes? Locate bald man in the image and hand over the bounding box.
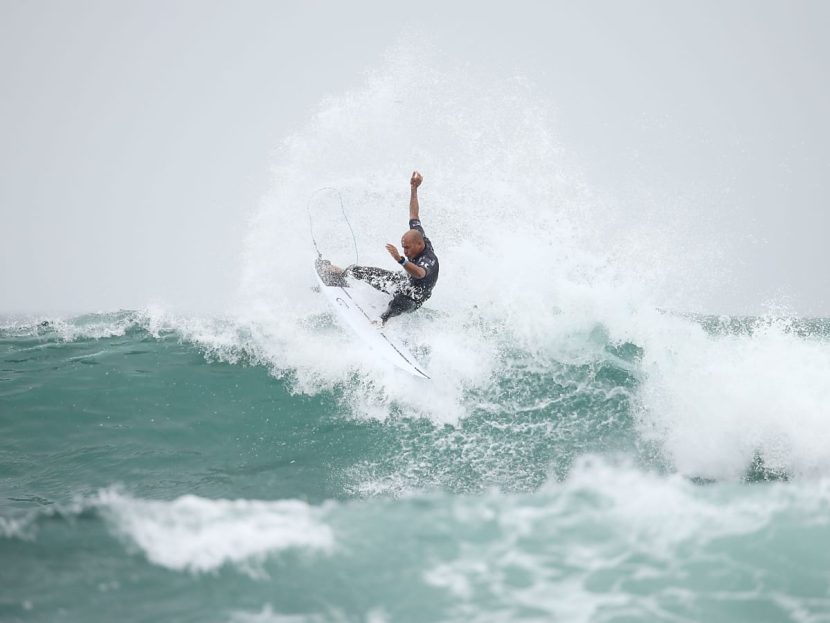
[337,171,440,325]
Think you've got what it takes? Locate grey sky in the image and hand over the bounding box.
[1,0,828,315]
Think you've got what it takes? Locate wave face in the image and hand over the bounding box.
[4,46,830,622]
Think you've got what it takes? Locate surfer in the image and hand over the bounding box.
[328,171,439,325]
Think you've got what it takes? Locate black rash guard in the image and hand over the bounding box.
[407,219,439,299]
[342,218,439,323]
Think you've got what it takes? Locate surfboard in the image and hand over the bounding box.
[313,259,430,379]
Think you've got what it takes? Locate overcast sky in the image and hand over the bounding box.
[2,0,828,316]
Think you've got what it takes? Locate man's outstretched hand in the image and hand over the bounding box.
[410,171,422,189]
[385,243,402,262]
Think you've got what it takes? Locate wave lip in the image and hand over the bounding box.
[93,489,335,574]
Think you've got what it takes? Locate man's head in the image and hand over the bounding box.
[401,229,425,259]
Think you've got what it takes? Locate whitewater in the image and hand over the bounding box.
[3,46,830,622]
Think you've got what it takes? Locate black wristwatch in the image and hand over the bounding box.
[398,256,407,265]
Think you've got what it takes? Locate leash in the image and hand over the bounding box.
[306,187,359,266]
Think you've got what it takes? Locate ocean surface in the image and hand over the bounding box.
[2,310,829,623]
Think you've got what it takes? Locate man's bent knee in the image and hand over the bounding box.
[381,295,419,323]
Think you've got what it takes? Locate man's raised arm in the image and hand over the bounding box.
[409,171,422,221]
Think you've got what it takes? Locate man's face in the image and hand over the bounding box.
[401,232,424,259]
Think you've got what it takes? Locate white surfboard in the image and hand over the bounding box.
[313,260,430,379]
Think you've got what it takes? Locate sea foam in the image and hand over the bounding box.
[93,489,334,575]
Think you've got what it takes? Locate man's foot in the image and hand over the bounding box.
[316,259,349,287]
[317,259,341,274]
[371,319,385,329]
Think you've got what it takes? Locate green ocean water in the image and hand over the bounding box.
[2,312,830,622]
